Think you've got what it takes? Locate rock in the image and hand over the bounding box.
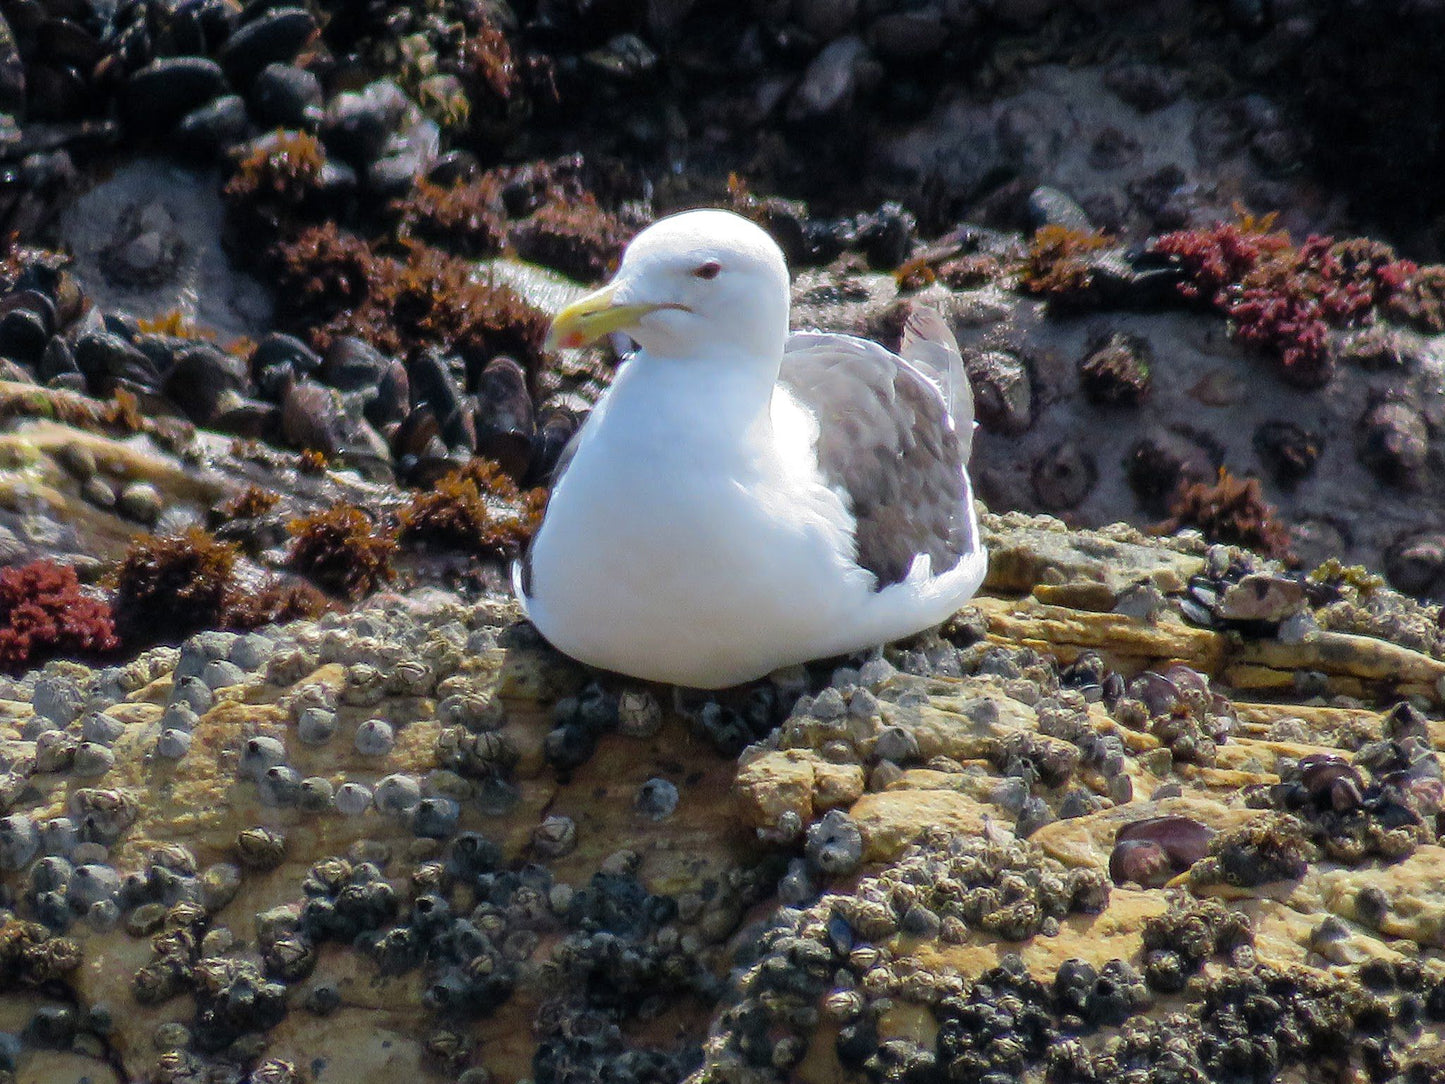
[790,36,871,120]
[473,357,534,479]
[320,80,407,165]
[281,381,348,456]
[163,344,250,423]
[115,482,163,525]
[175,94,253,159]
[218,7,317,88]
[251,63,323,129]
[123,57,228,134]
[1215,573,1307,624]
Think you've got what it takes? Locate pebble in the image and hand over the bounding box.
[635,778,679,821]
[355,718,396,756]
[116,481,163,525]
[334,782,373,816]
[156,729,193,759]
[82,476,116,509]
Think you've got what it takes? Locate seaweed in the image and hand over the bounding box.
[286,503,397,600]
[0,560,117,674]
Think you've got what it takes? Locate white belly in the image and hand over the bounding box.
[525,431,867,687]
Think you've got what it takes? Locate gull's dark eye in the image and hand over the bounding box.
[693,260,721,280]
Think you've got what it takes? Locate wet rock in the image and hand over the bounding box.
[124,57,228,134]
[164,343,250,423]
[281,380,348,456]
[1031,441,1097,512]
[251,63,322,129]
[73,330,161,396]
[175,94,253,159]
[1104,63,1184,112]
[964,348,1032,433]
[116,482,163,525]
[1028,186,1092,232]
[102,201,189,290]
[218,7,317,88]
[320,80,407,166]
[796,0,859,40]
[790,36,872,120]
[473,356,534,478]
[1357,396,1429,485]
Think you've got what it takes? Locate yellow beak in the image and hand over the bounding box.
[545,283,681,351]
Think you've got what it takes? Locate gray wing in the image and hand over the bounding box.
[899,304,974,463]
[781,306,976,590]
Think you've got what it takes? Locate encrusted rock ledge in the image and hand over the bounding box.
[0,509,1443,1084]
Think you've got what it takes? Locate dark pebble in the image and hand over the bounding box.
[124,57,229,134]
[175,94,253,159]
[251,63,322,128]
[219,7,317,87]
[474,356,534,478]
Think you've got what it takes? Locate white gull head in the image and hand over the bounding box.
[546,208,790,365]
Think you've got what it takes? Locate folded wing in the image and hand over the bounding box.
[780,305,977,590]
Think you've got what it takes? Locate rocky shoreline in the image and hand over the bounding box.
[0,514,1443,1082]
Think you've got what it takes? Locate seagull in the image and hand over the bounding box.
[514,208,987,688]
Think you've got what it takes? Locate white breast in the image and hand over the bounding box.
[522,358,870,687]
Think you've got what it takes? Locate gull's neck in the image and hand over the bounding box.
[613,348,783,437]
